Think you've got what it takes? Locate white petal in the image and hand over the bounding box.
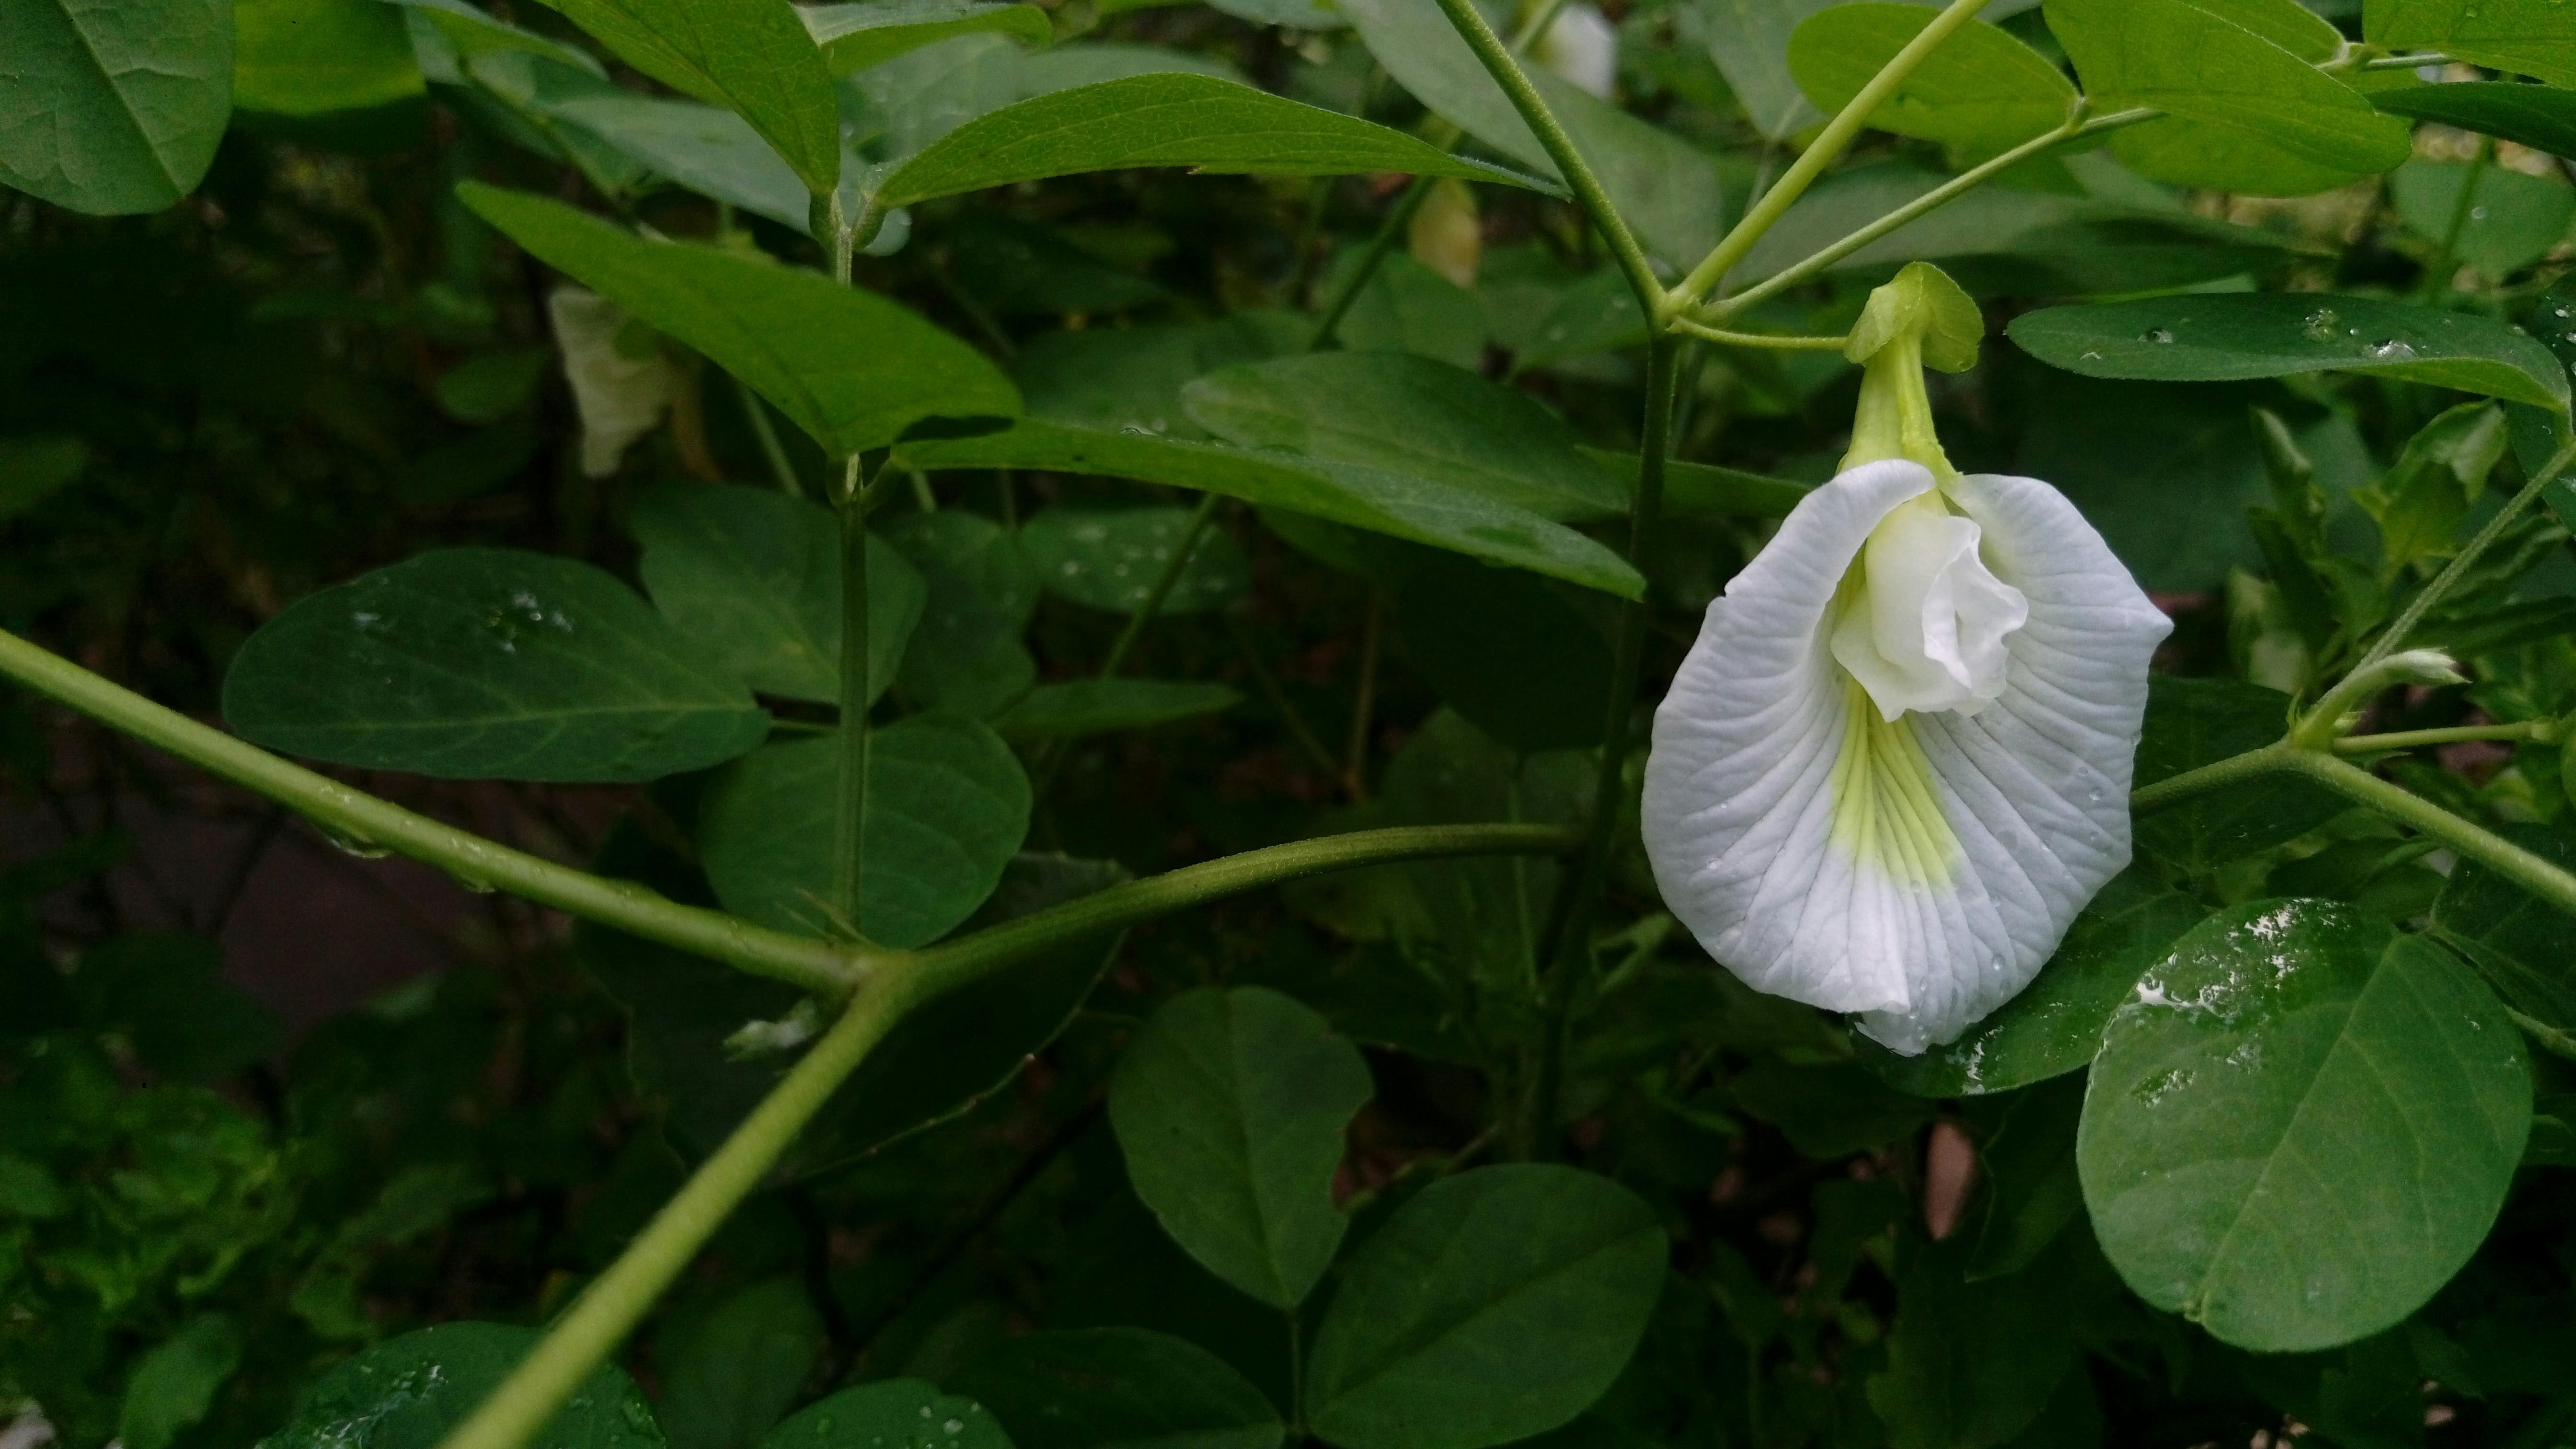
[1535,4,1619,98]
[550,288,674,478]
[1642,464,2172,1054]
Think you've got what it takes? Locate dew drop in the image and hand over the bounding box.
[2300,307,2338,341]
[2142,327,2175,344]
[2366,338,2418,361]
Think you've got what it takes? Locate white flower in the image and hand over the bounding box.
[549,288,675,478]
[1534,3,1618,99]
[1642,266,2171,1055]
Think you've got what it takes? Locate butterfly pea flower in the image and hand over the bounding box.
[1643,264,2172,1055]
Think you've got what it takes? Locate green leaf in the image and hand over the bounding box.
[952,212,1173,318]
[1021,505,1251,615]
[223,548,769,783]
[1706,0,1843,139]
[2078,899,2531,1352]
[0,434,89,521]
[952,1328,1284,1449]
[2355,401,2512,574]
[1393,554,1612,753]
[1315,249,1487,372]
[535,0,841,195]
[459,184,1022,455]
[1182,354,1629,523]
[2372,81,2576,160]
[1789,4,2075,161]
[2428,824,2576,1039]
[1303,1164,1666,1449]
[895,418,1646,599]
[120,1315,244,1449]
[1863,866,2213,1097]
[1865,1240,2071,1449]
[696,715,1031,945]
[763,1380,1012,1449]
[544,93,813,234]
[1336,0,1721,265]
[632,484,925,706]
[658,1279,824,1449]
[1014,317,1298,439]
[391,0,606,80]
[1108,987,1374,1308]
[2045,0,2411,192]
[874,72,1550,210]
[2007,293,2573,413]
[0,0,231,215]
[2366,0,2576,88]
[233,0,424,116]
[2388,158,2576,279]
[2130,676,2345,874]
[993,680,1241,740]
[264,1322,664,1449]
[882,510,1040,718]
[803,0,1051,75]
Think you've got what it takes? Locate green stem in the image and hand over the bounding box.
[1103,493,1222,679]
[1669,320,1851,350]
[432,977,917,1449]
[2360,438,2576,671]
[905,823,1579,999]
[1344,589,1384,799]
[0,627,862,996]
[1668,0,1997,314]
[1423,0,1663,312]
[1224,614,1346,784]
[1697,107,2159,325]
[2337,720,2556,753]
[834,461,874,934]
[2420,132,2491,303]
[2285,751,2576,915]
[738,376,805,498]
[2127,744,2299,817]
[1311,176,1435,350]
[1521,333,1681,1159]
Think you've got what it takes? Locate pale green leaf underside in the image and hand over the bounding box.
[0,0,231,215]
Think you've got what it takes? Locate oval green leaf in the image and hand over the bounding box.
[2372,81,2576,162]
[1021,505,1251,615]
[0,0,231,215]
[1108,986,1374,1308]
[264,1322,663,1449]
[875,72,1552,209]
[2078,899,2531,1352]
[695,715,1031,946]
[1790,4,2075,161]
[2046,0,2410,188]
[1182,354,1627,524]
[459,183,1021,455]
[893,419,1644,599]
[233,0,426,118]
[536,0,842,195]
[2008,293,2573,413]
[1304,1164,1667,1449]
[2366,0,2576,88]
[804,0,1052,76]
[952,1328,1284,1449]
[762,1378,1011,1449]
[544,93,814,234]
[1862,866,2212,1097]
[223,548,769,783]
[632,483,925,706]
